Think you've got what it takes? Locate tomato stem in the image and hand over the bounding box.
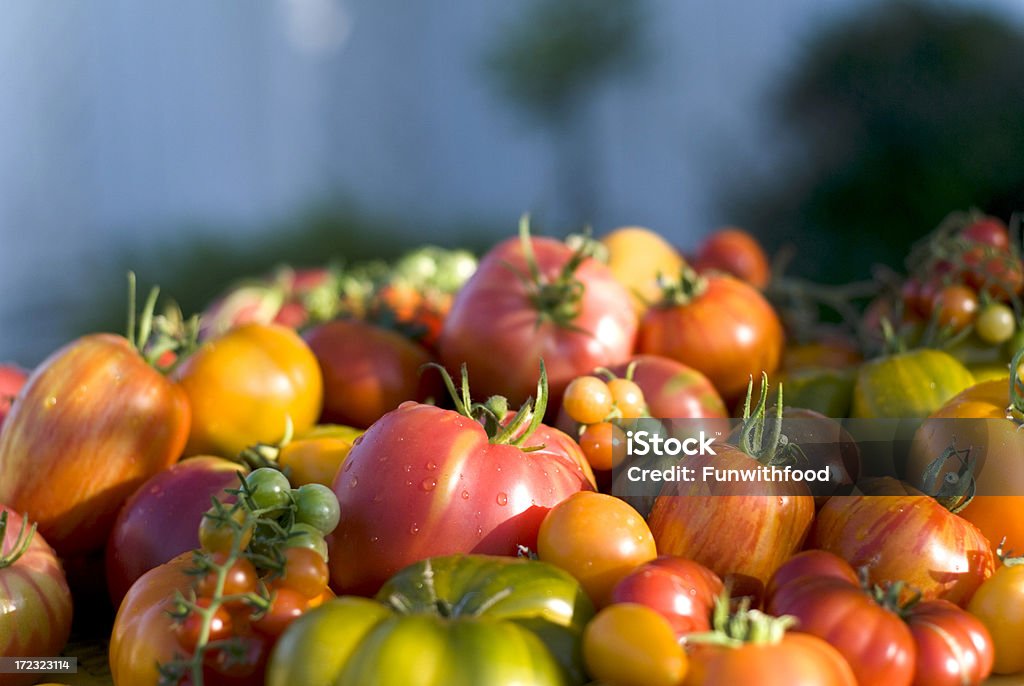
[737,374,803,468]
[0,511,36,569]
[919,443,976,512]
[656,266,708,307]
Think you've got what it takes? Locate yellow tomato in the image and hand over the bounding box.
[279,425,364,487]
[600,226,684,315]
[968,563,1024,674]
[174,323,323,458]
[583,603,687,686]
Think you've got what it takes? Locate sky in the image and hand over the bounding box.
[1,0,1022,363]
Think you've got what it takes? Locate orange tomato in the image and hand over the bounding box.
[600,226,685,314]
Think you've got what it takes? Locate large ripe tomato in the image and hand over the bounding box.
[0,508,73,686]
[610,556,723,637]
[303,319,440,429]
[811,477,995,606]
[0,363,28,428]
[692,226,771,289]
[0,334,190,555]
[537,491,657,607]
[766,551,915,686]
[968,562,1024,674]
[907,599,993,686]
[647,444,815,603]
[907,377,1024,555]
[106,456,244,607]
[599,226,685,315]
[638,271,783,402]
[685,629,856,686]
[438,222,637,408]
[268,555,594,686]
[329,380,596,594]
[174,323,323,458]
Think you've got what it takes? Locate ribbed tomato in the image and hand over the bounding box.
[0,508,73,686]
[438,221,637,408]
[638,271,783,402]
[0,334,190,555]
[329,368,596,595]
[811,478,994,606]
[610,556,723,637]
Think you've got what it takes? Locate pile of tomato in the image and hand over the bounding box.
[2,211,1024,686]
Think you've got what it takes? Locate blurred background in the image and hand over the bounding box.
[2,0,1023,364]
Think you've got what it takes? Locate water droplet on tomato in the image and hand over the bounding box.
[349,477,358,489]
[496,492,508,506]
[476,527,483,537]
[403,464,412,473]
[372,493,383,503]
[405,480,413,487]
[44,396,57,409]
[370,536,379,544]
[426,462,437,471]
[343,461,354,472]
[409,523,420,535]
[496,465,502,472]
[461,490,470,500]
[420,478,437,492]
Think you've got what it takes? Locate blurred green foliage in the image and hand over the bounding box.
[78,203,498,338]
[725,0,1024,283]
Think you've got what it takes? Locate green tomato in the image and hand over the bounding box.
[266,555,594,686]
[777,367,855,418]
[294,483,341,535]
[245,467,291,512]
[851,349,974,420]
[287,522,329,561]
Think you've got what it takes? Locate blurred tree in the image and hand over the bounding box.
[484,0,647,224]
[723,0,1024,283]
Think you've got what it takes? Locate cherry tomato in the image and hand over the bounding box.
[962,216,1011,250]
[293,483,341,535]
[563,376,614,425]
[968,563,1024,674]
[174,598,234,653]
[975,303,1016,345]
[254,588,308,636]
[274,547,329,599]
[608,377,647,419]
[583,603,688,686]
[245,468,292,512]
[538,492,657,607]
[933,284,979,331]
[198,509,252,555]
[194,553,258,599]
[286,523,329,561]
[578,421,625,472]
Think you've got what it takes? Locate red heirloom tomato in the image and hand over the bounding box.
[0,326,190,555]
[438,218,637,408]
[907,599,993,686]
[329,365,596,595]
[303,319,441,429]
[811,477,995,606]
[693,226,771,289]
[0,508,73,686]
[0,363,28,428]
[174,323,323,458]
[766,551,915,686]
[610,556,723,637]
[106,456,244,606]
[638,269,783,403]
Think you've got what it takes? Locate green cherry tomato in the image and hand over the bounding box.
[246,468,292,512]
[287,522,329,561]
[294,484,341,535]
[976,303,1017,345]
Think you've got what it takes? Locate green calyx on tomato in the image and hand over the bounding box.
[735,373,798,468]
[516,215,597,327]
[655,265,708,306]
[125,271,200,372]
[0,510,35,569]
[425,360,549,449]
[916,443,977,513]
[690,594,796,648]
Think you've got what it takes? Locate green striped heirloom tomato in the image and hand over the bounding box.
[851,349,974,419]
[268,554,595,686]
[0,508,73,686]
